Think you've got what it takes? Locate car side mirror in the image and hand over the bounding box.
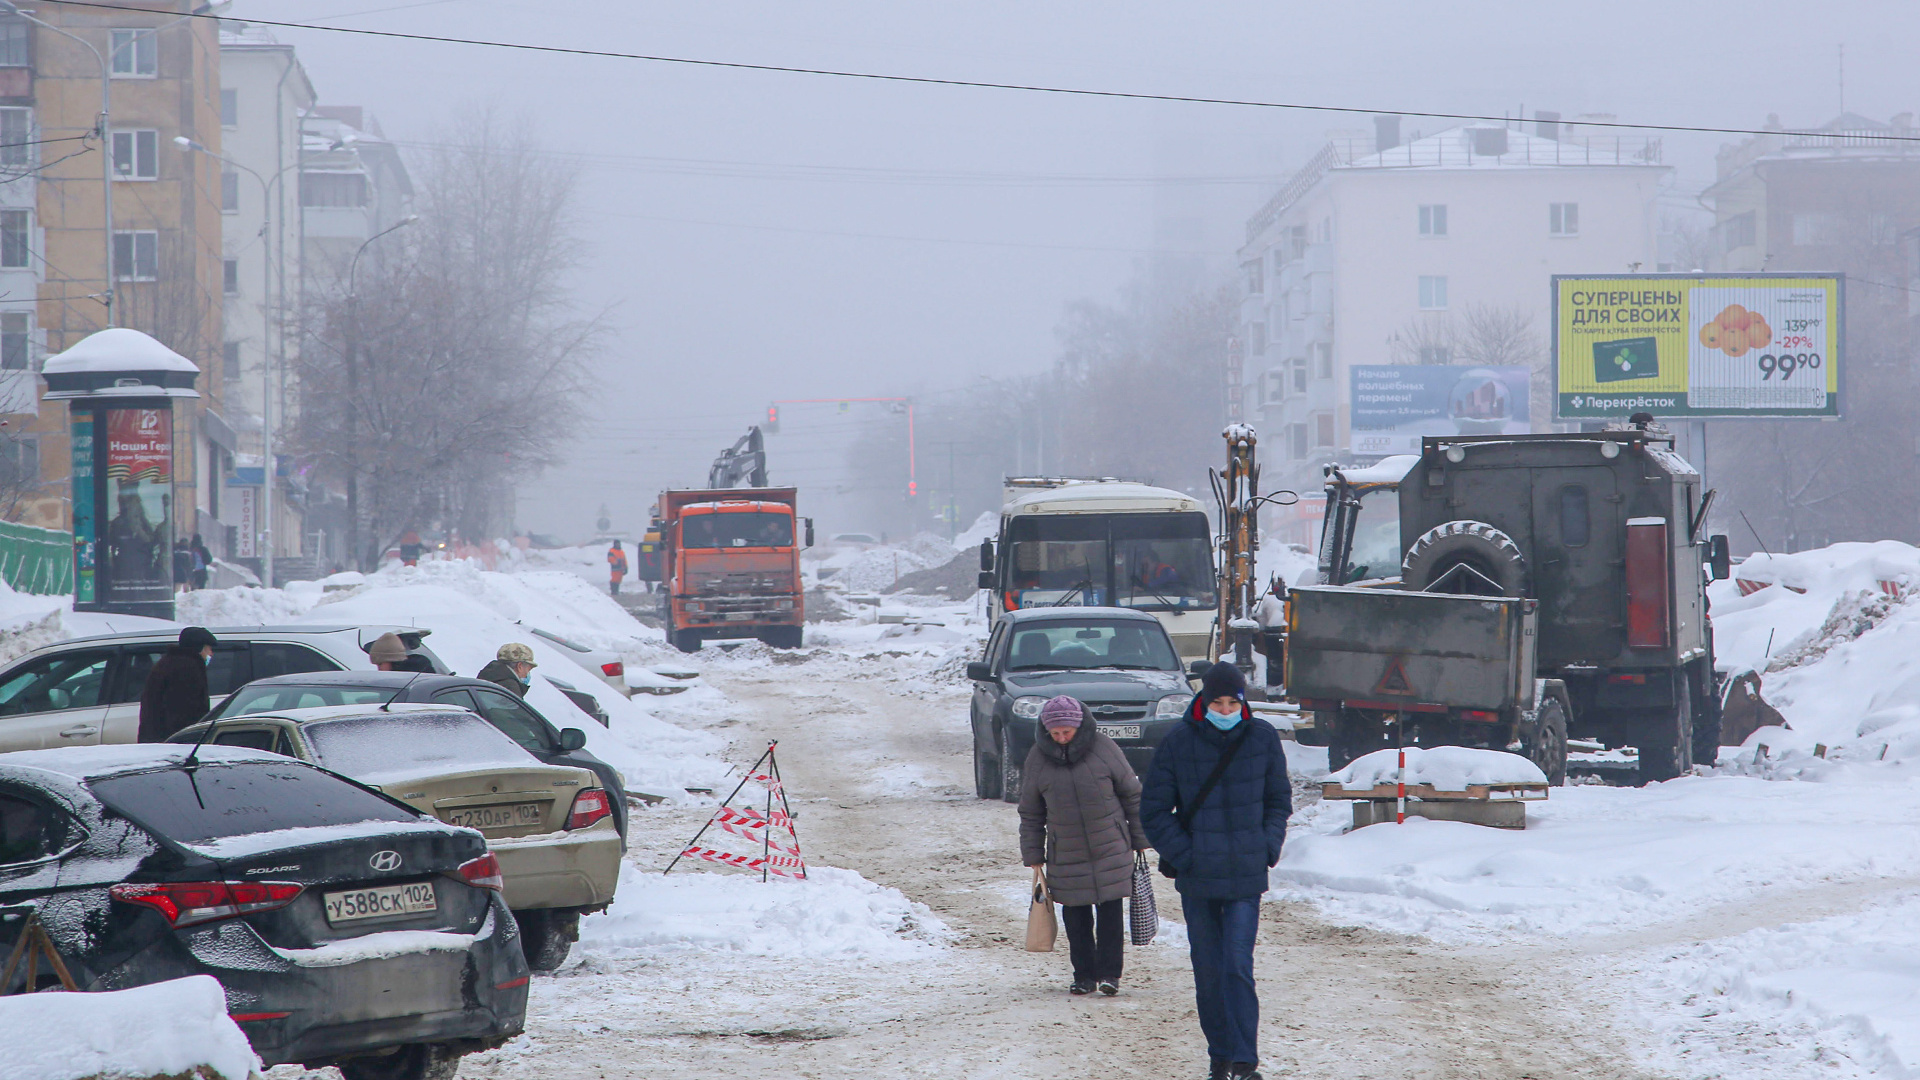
[804,518,815,548]
[978,539,994,572]
[1707,534,1731,582]
[965,661,992,682]
[977,570,994,590]
[557,727,587,752]
[1187,660,1212,678]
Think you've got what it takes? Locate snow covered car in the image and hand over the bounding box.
[523,625,629,697]
[0,744,527,1078]
[0,625,448,754]
[203,670,631,844]
[169,704,622,971]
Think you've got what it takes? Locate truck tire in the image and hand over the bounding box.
[973,740,1001,800]
[1402,520,1527,596]
[999,726,1023,804]
[1688,660,1723,767]
[1521,684,1569,786]
[671,627,701,653]
[1637,688,1692,784]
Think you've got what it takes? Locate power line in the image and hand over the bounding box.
[41,0,1920,144]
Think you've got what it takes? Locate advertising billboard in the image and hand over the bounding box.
[1553,274,1842,419]
[1349,365,1532,457]
[102,408,173,605]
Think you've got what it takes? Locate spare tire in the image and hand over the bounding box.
[1402,520,1527,596]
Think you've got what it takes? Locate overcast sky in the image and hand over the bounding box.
[254,0,1919,539]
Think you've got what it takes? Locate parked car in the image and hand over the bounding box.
[0,743,527,1078]
[168,704,621,972]
[966,607,1193,803]
[204,670,631,845]
[0,625,448,754]
[546,674,612,727]
[522,625,629,697]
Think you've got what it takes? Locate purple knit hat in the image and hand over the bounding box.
[1040,695,1083,732]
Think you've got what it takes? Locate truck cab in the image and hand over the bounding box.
[658,489,811,651]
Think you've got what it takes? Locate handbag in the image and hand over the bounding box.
[1129,852,1158,945]
[1160,727,1248,879]
[1024,868,1057,952]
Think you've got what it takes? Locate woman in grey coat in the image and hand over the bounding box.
[1020,694,1150,996]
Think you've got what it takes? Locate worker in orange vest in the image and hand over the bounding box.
[608,539,629,597]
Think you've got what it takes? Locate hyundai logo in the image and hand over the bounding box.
[369,850,402,872]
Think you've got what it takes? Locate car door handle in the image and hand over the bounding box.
[59,725,99,737]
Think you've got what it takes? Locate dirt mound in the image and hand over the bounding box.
[886,552,976,597]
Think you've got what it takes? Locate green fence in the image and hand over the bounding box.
[0,521,73,595]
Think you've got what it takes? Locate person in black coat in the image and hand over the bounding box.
[1141,661,1292,1080]
[137,627,217,742]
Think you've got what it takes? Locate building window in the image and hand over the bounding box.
[1261,368,1287,406]
[222,257,238,295]
[1419,345,1452,364]
[1291,356,1307,393]
[221,171,239,213]
[222,341,241,382]
[0,209,26,269]
[1792,213,1843,247]
[1419,275,1448,310]
[1249,321,1267,356]
[301,172,369,208]
[1314,412,1335,448]
[1723,210,1757,252]
[1419,204,1447,237]
[1288,422,1308,461]
[0,431,38,486]
[220,88,238,127]
[0,109,29,169]
[0,311,27,370]
[109,29,157,78]
[110,129,158,180]
[1288,224,1308,261]
[0,17,26,67]
[1314,343,1333,380]
[112,231,157,281]
[1549,202,1579,236]
[1243,260,1263,296]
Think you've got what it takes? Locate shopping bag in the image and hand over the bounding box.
[1129,852,1158,945]
[1025,869,1057,952]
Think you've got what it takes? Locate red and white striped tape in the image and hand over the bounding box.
[680,845,807,878]
[714,805,796,833]
[745,772,785,792]
[713,817,802,857]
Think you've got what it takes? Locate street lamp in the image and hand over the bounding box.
[345,214,417,571]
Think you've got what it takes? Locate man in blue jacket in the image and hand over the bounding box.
[1141,660,1292,1080]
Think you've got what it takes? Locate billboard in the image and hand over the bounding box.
[102,408,172,604]
[1349,365,1532,457]
[1553,274,1842,419]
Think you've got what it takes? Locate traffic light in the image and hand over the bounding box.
[907,480,917,498]
[764,404,779,433]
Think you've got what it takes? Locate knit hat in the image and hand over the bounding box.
[179,626,217,651]
[1199,660,1247,704]
[1039,695,1084,732]
[497,642,537,666]
[368,632,408,665]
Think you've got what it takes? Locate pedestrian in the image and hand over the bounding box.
[190,533,211,591]
[608,539,628,597]
[478,642,537,697]
[1019,694,1150,996]
[399,530,423,567]
[138,627,218,742]
[1140,660,1292,1080]
[171,539,193,594]
[368,632,409,671]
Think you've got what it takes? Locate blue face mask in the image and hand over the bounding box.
[1205,707,1241,730]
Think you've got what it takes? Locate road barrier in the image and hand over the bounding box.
[0,522,73,595]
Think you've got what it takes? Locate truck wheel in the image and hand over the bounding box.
[671,628,701,653]
[1522,688,1569,786]
[1688,661,1723,767]
[1637,689,1693,784]
[1401,520,1528,596]
[973,740,1001,800]
[999,726,1023,804]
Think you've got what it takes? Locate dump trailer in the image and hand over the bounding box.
[658,487,812,652]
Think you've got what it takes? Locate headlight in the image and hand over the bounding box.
[1012,696,1046,719]
[774,599,794,610]
[1155,694,1189,720]
[684,602,703,614]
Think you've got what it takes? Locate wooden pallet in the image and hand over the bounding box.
[1322,780,1549,803]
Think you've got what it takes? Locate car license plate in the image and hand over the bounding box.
[723,612,753,621]
[323,881,437,924]
[444,803,544,830]
[1098,724,1142,740]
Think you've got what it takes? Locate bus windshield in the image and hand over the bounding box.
[1005,511,1215,610]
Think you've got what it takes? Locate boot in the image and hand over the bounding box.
[1227,1063,1262,1080]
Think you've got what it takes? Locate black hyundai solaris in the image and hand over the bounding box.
[0,744,528,1080]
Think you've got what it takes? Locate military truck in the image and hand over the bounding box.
[1296,419,1733,783]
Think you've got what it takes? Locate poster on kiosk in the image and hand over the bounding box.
[101,408,174,608]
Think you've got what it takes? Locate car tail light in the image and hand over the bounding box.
[109,881,302,927]
[566,788,612,831]
[1625,517,1671,650]
[1463,709,1498,723]
[457,853,505,891]
[601,661,624,678]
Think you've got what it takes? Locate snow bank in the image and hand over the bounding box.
[1333,746,1546,791]
[953,510,997,551]
[0,975,258,1080]
[581,863,949,962]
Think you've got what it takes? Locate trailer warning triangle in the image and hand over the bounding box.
[1375,655,1415,696]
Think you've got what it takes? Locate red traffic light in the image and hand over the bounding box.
[764,405,779,433]
[907,480,917,497]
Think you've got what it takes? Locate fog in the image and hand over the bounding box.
[260,0,1920,540]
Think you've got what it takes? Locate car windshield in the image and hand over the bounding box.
[209,684,397,720]
[681,511,793,549]
[1004,620,1180,672]
[1343,491,1403,583]
[302,712,533,782]
[90,761,417,845]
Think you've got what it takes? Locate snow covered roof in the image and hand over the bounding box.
[43,328,197,375]
[1338,125,1663,171]
[1337,455,1418,485]
[1006,481,1201,515]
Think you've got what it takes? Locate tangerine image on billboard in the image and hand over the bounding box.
[1552,274,1841,419]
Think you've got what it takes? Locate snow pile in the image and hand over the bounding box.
[953,510,997,551]
[581,863,950,961]
[0,974,258,1080]
[1333,746,1547,791]
[1708,541,1920,676]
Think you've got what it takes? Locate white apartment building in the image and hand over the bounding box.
[1237,117,1670,508]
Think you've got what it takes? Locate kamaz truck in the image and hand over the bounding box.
[658,487,812,652]
[1291,419,1732,783]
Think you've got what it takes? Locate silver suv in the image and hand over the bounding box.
[0,625,445,753]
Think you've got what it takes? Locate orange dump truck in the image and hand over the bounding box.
[658,488,812,652]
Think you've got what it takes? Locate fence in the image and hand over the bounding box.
[0,521,73,595]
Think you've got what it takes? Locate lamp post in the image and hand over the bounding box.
[344,215,417,571]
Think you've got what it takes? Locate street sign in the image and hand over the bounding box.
[1552,274,1843,419]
